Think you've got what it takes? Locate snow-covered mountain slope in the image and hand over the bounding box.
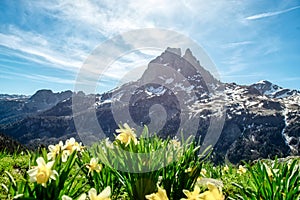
[0,48,299,164]
[250,80,299,98]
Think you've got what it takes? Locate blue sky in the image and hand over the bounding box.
[0,0,299,95]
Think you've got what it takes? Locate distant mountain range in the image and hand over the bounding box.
[0,48,299,163]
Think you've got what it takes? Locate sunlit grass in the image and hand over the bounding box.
[0,124,299,199]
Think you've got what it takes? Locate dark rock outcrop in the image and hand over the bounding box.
[0,133,27,153]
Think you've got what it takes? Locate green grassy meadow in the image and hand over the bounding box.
[0,125,299,200]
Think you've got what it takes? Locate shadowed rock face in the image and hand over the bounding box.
[25,90,72,112]
[0,132,27,153]
[0,48,299,164]
[0,90,72,125]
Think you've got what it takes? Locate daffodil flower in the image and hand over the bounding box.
[105,138,114,149]
[62,195,73,200]
[201,168,207,177]
[61,137,84,162]
[47,141,63,161]
[146,185,169,200]
[27,157,58,187]
[223,165,229,172]
[88,187,111,200]
[63,137,84,152]
[198,182,224,200]
[170,139,181,148]
[166,141,182,163]
[263,163,278,180]
[62,194,87,200]
[181,185,202,200]
[87,158,102,174]
[115,123,138,146]
[237,165,247,175]
[185,167,193,173]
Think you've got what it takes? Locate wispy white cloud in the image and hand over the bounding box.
[35,0,154,37]
[219,43,249,76]
[0,56,32,66]
[246,5,300,20]
[0,69,75,84]
[80,49,157,87]
[24,74,75,84]
[1,0,248,76]
[0,47,76,72]
[218,34,281,78]
[255,37,280,56]
[0,27,84,71]
[1,0,299,92]
[221,41,254,49]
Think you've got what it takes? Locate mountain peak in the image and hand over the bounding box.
[29,89,54,101]
[25,89,72,112]
[165,47,181,56]
[250,80,299,98]
[256,80,272,85]
[183,48,199,66]
[144,47,219,94]
[150,47,199,65]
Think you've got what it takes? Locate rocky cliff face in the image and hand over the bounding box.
[0,48,299,164]
[25,90,72,112]
[0,90,72,125]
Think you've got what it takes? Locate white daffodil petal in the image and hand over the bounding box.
[98,186,111,198]
[27,168,38,182]
[47,153,52,161]
[62,195,72,200]
[47,161,55,169]
[88,188,98,199]
[77,193,87,200]
[36,157,46,167]
[50,170,58,180]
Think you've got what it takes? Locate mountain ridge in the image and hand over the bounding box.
[0,48,299,164]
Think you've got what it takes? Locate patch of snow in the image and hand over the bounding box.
[145,86,166,96]
[165,78,174,84]
[173,83,194,92]
[257,80,267,84]
[246,101,258,107]
[264,86,276,95]
[281,108,296,152]
[235,111,242,115]
[102,99,112,104]
[258,102,264,108]
[112,91,124,101]
[94,98,112,107]
[226,113,232,119]
[174,83,185,90]
[185,85,194,92]
[250,135,256,142]
[248,123,254,128]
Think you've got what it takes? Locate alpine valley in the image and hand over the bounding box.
[1,48,299,164]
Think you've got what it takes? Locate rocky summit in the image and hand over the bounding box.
[0,48,299,163]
